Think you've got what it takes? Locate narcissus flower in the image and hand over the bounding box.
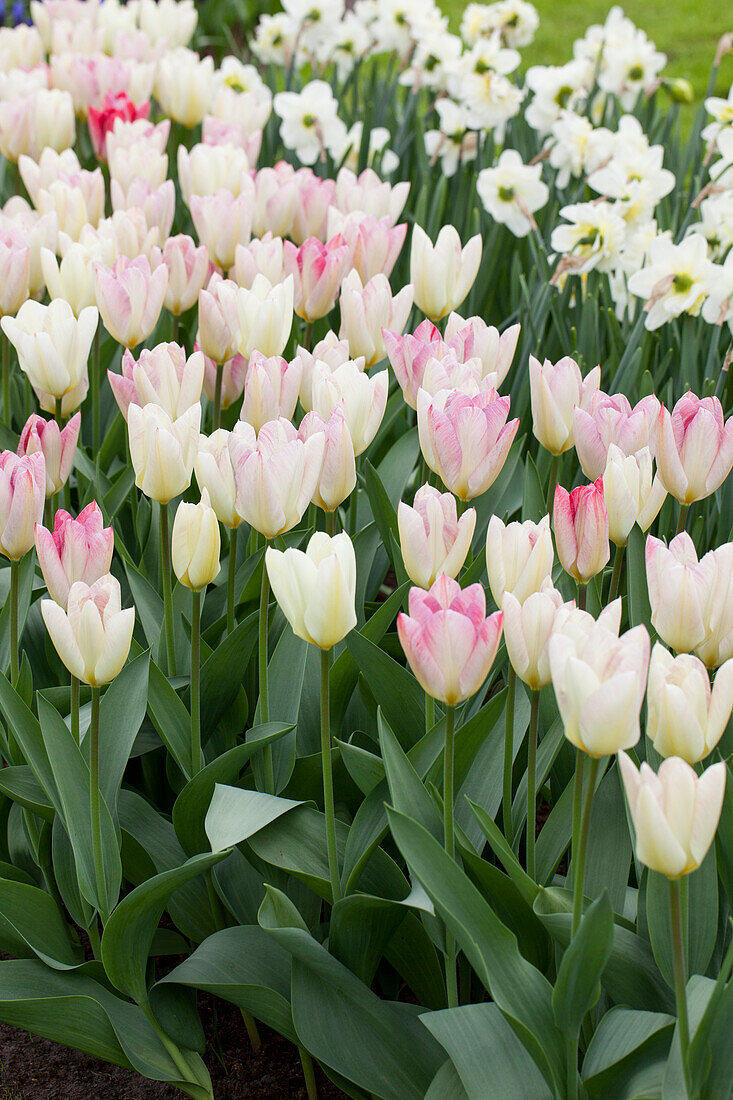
[34,502,114,608]
[41,573,135,687]
[266,531,357,649]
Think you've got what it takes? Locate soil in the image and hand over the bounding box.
[0,995,349,1099]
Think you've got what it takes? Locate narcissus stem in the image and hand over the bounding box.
[669,877,690,1077]
[159,502,176,677]
[321,646,341,904]
[526,689,540,881]
[444,703,458,1008]
[502,666,516,844]
[572,752,599,935]
[191,590,201,775]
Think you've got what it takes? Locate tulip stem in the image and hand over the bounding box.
[299,1046,318,1100]
[226,527,238,635]
[213,363,223,431]
[9,558,19,689]
[443,703,458,1008]
[303,321,313,353]
[669,877,690,1080]
[572,752,599,935]
[608,544,625,604]
[425,692,435,736]
[259,552,274,793]
[159,502,176,677]
[321,646,341,904]
[502,666,516,844]
[89,685,106,921]
[546,454,559,515]
[54,396,63,425]
[70,675,80,744]
[92,326,101,455]
[676,503,690,536]
[526,689,540,881]
[577,583,586,612]
[191,590,202,775]
[2,332,9,428]
[171,312,179,345]
[570,750,585,930]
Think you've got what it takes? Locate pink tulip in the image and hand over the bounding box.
[110,178,175,241]
[553,479,610,584]
[251,165,299,238]
[161,234,210,316]
[202,116,262,166]
[339,269,413,369]
[333,166,409,226]
[197,273,241,364]
[200,344,247,410]
[299,406,356,512]
[295,332,360,413]
[88,91,149,160]
[239,351,302,432]
[233,234,287,290]
[529,355,601,456]
[384,319,450,410]
[645,533,717,654]
[444,314,520,389]
[655,391,733,504]
[574,392,660,480]
[18,412,80,497]
[34,501,114,607]
[0,450,45,560]
[108,342,204,420]
[417,388,519,501]
[284,234,351,323]
[93,252,168,349]
[419,350,496,399]
[290,169,335,244]
[398,485,476,589]
[327,210,407,282]
[0,226,30,315]
[190,185,254,271]
[397,575,503,705]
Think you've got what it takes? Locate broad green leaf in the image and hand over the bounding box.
[552,893,614,1037]
[146,657,194,778]
[0,879,82,969]
[200,609,258,736]
[582,1007,674,1093]
[98,650,150,813]
[0,554,34,673]
[205,784,303,853]
[0,672,59,807]
[379,709,443,843]
[346,629,425,748]
[425,1059,469,1100]
[0,765,54,821]
[646,852,718,988]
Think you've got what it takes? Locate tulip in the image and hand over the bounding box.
[108,343,204,421]
[108,143,167,196]
[696,543,733,669]
[233,233,287,289]
[444,313,520,388]
[36,176,104,242]
[40,243,97,317]
[0,228,30,316]
[383,319,447,410]
[530,355,601,456]
[236,274,294,360]
[93,253,168,349]
[602,445,667,547]
[295,332,357,413]
[502,582,568,692]
[398,485,476,589]
[251,166,299,239]
[154,50,213,128]
[290,170,335,244]
[177,141,250,205]
[397,574,503,706]
[417,388,519,501]
[574,392,660,480]
[18,412,80,498]
[2,206,56,302]
[655,391,733,505]
[111,176,175,245]
[172,489,220,592]
[299,407,356,513]
[553,480,610,585]
[161,234,210,316]
[1,300,97,416]
[334,166,409,226]
[127,402,201,505]
[338,269,413,368]
[88,91,149,160]
[190,186,253,272]
[419,350,494,399]
[486,514,554,607]
[266,532,357,651]
[41,574,134,688]
[195,427,243,530]
[311,359,388,456]
[0,450,45,561]
[239,351,302,433]
[197,273,242,365]
[646,642,733,764]
[200,346,247,412]
[284,235,351,324]
[326,210,406,282]
[645,533,717,654]
[34,502,114,609]
[410,224,482,322]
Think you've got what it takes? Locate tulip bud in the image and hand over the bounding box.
[299,407,356,513]
[502,583,569,690]
[190,186,253,271]
[236,273,294,359]
[334,166,409,226]
[155,50,214,129]
[41,574,135,686]
[194,428,241,529]
[233,233,287,289]
[197,273,242,364]
[444,313,520,388]
[646,642,733,764]
[18,412,80,498]
[618,751,725,879]
[177,139,249,204]
[172,489,221,590]
[398,485,476,590]
[109,343,205,421]
[40,243,97,317]
[655,391,733,505]
[284,235,351,324]
[0,229,30,315]
[1,300,98,410]
[266,531,357,650]
[294,332,357,413]
[398,574,503,705]
[645,533,717,654]
[549,614,650,756]
[162,234,210,316]
[696,543,733,669]
[411,224,482,322]
[311,358,388,456]
[553,480,610,584]
[602,445,666,547]
[0,450,45,560]
[338,269,413,368]
[417,388,519,501]
[486,514,554,606]
[573,393,660,480]
[34,501,114,608]
[93,252,168,349]
[530,355,601,456]
[88,90,150,160]
[127,402,201,504]
[383,319,446,410]
[239,351,302,433]
[326,209,406,282]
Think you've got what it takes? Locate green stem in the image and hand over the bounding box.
[171,312,179,345]
[526,689,540,881]
[89,686,106,921]
[676,503,690,537]
[669,877,690,1081]
[54,395,63,425]
[608,543,626,604]
[226,526,238,635]
[502,666,516,844]
[425,692,435,736]
[303,321,313,353]
[444,704,458,1009]
[547,453,559,515]
[325,507,337,537]
[299,1046,318,1100]
[159,502,176,677]
[321,646,341,904]
[566,1036,579,1100]
[577,583,587,612]
[92,326,100,454]
[191,590,201,775]
[259,550,274,792]
[141,1002,198,1085]
[87,917,102,961]
[213,362,223,430]
[2,331,10,427]
[70,675,80,744]
[570,749,585,932]
[572,753,599,935]
[9,557,19,688]
[241,1010,261,1051]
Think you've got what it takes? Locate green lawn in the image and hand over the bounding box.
[444,0,732,106]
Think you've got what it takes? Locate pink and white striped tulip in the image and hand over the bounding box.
[502,582,569,691]
[618,752,726,878]
[36,174,104,241]
[645,533,717,654]
[233,234,287,289]
[127,401,201,504]
[34,501,114,608]
[108,343,204,420]
[290,169,335,244]
[410,224,482,322]
[18,412,80,497]
[197,273,242,364]
[420,350,497,399]
[228,418,325,539]
[0,228,30,315]
[530,355,601,456]
[172,489,220,591]
[200,346,247,411]
[161,234,210,316]
[444,313,520,388]
[646,642,733,764]
[0,450,45,560]
[549,612,650,755]
[2,204,56,301]
[417,388,519,501]
[602,445,666,547]
[239,351,302,433]
[41,573,134,687]
[696,543,733,669]
[333,166,409,226]
[1,299,97,414]
[311,358,388,456]
[202,117,262,163]
[299,406,356,513]
[284,235,351,324]
[397,575,503,705]
[177,139,249,204]
[339,269,413,368]
[384,319,450,410]
[486,514,554,606]
[398,485,476,589]
[194,427,243,529]
[655,391,733,504]
[266,531,357,650]
[574,392,660,480]
[295,333,362,413]
[93,252,168,348]
[251,165,299,238]
[236,273,294,360]
[326,209,407,282]
[553,479,610,584]
[190,185,253,272]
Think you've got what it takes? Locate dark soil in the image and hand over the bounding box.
[0,995,348,1099]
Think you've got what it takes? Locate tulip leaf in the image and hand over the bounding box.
[205,784,304,854]
[0,765,55,821]
[0,879,82,969]
[626,525,653,633]
[363,458,400,567]
[552,893,614,1038]
[124,560,164,656]
[582,1007,674,1092]
[0,672,59,808]
[378,708,443,843]
[252,625,309,792]
[346,629,425,749]
[146,656,194,778]
[200,609,258,736]
[0,554,34,674]
[425,1059,469,1100]
[645,849,718,988]
[98,649,150,815]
